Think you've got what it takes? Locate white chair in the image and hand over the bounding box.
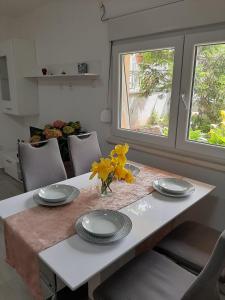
[68,132,102,176]
[18,138,67,192]
[94,229,225,300]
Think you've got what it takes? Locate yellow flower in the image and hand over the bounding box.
[114,166,128,180]
[114,165,134,183]
[110,144,129,166]
[124,169,134,184]
[90,158,114,182]
[111,144,129,157]
[220,110,225,120]
[30,135,41,144]
[89,143,134,186]
[89,161,99,179]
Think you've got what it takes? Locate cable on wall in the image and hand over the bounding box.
[100,40,113,123]
[96,0,106,22]
[98,0,184,22]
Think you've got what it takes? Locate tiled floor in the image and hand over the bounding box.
[0,169,23,200]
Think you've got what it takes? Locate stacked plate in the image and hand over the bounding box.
[153,178,195,198]
[33,184,80,206]
[75,209,132,244]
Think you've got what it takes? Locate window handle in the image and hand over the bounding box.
[181,93,188,110]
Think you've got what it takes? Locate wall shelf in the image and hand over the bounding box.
[24,73,99,80]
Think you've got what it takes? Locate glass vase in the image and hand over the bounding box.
[97,179,113,198]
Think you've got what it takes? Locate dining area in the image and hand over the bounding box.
[0,132,224,300]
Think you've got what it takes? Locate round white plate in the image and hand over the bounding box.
[82,210,125,237]
[33,186,80,207]
[76,211,132,244]
[38,184,75,203]
[125,164,140,177]
[156,178,194,195]
[153,181,194,198]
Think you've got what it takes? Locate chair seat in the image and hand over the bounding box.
[94,251,195,300]
[155,221,225,282]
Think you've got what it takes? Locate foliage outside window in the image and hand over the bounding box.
[120,43,225,147]
[188,44,225,147]
[120,48,174,137]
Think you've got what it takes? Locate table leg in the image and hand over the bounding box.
[51,273,58,300]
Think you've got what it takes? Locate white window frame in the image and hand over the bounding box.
[176,28,225,159]
[111,34,184,149]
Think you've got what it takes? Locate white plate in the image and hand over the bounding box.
[125,164,140,177]
[82,210,125,237]
[76,211,132,244]
[38,184,75,203]
[33,186,80,206]
[156,178,194,194]
[153,181,194,198]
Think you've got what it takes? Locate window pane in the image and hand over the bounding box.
[188,43,225,147]
[120,48,175,137]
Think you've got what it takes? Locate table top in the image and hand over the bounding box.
[0,171,215,291]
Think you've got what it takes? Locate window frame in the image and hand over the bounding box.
[111,34,184,148]
[176,28,225,159]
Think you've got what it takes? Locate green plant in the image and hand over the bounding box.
[162,127,168,136]
[147,111,160,127]
[189,129,203,141]
[138,49,174,97]
[137,44,225,144]
[190,114,211,133]
[159,114,169,127]
[208,127,225,146]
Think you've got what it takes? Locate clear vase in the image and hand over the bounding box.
[97,179,113,198]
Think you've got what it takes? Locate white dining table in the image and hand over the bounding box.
[0,171,215,299]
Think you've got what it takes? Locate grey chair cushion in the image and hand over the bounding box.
[94,251,195,300]
[155,221,225,282]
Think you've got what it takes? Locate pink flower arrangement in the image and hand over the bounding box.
[53,120,66,129]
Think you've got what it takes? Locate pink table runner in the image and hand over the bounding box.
[4,163,172,300]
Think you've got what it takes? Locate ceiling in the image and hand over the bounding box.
[0,0,53,17]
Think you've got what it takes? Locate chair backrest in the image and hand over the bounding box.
[68,132,102,176]
[18,138,67,192]
[182,229,225,300]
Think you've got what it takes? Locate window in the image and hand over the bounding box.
[120,48,175,137]
[176,29,225,159]
[112,28,225,161]
[112,35,184,148]
[188,43,225,147]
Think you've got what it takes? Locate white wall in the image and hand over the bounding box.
[0,0,224,231]
[1,0,111,154]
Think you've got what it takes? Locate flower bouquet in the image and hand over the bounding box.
[90,144,134,196]
[30,120,86,161]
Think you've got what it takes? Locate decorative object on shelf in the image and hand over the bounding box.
[78,62,88,74]
[41,68,47,75]
[29,120,86,161]
[90,144,134,197]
